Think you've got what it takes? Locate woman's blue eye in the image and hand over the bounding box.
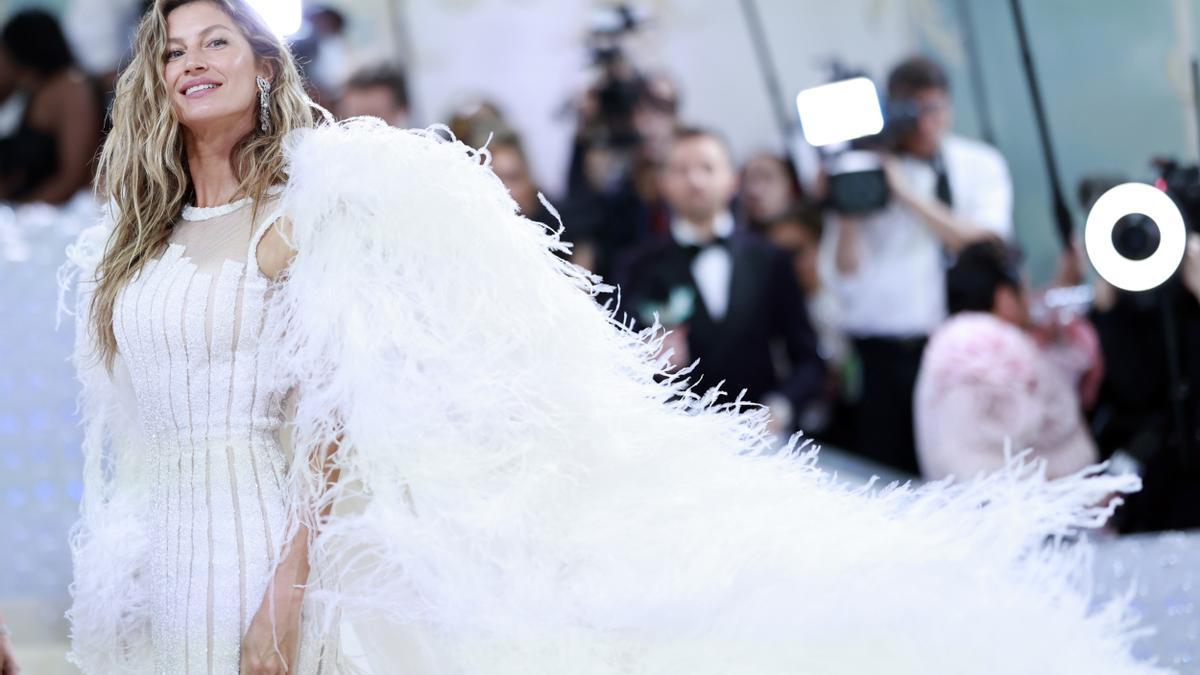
[208,38,227,47]
[166,49,184,60]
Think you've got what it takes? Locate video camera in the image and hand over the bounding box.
[581,4,653,150]
[796,67,927,214]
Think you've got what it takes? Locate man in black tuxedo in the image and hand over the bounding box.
[615,127,824,437]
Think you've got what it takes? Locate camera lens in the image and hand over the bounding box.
[1111,213,1160,261]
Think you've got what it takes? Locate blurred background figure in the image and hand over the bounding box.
[617,127,824,439]
[741,151,802,234]
[560,6,679,281]
[914,241,1101,481]
[489,133,557,229]
[628,72,680,169]
[291,5,359,105]
[827,55,1012,474]
[1087,185,1200,533]
[0,38,20,136]
[446,98,510,149]
[0,610,17,675]
[336,63,409,127]
[0,10,101,204]
[561,72,679,280]
[766,205,849,441]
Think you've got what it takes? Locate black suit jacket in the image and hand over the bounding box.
[614,228,825,421]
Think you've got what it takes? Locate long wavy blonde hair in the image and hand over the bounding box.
[90,0,317,372]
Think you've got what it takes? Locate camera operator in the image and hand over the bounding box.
[561,7,675,281]
[1089,227,1200,532]
[828,56,1013,473]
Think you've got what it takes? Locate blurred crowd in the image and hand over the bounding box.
[2,5,1198,534]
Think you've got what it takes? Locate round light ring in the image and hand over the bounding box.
[1084,182,1186,292]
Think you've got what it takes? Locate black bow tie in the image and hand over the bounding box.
[681,236,731,259]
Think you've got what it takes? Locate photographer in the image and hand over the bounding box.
[827,56,1013,473]
[1090,229,1200,532]
[564,71,677,280]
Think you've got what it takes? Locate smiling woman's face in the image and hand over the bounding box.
[163,1,263,134]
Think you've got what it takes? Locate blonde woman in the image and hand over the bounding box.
[64,1,327,672]
[63,1,1161,673]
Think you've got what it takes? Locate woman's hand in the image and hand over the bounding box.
[241,530,311,674]
[240,437,336,673]
[240,581,303,674]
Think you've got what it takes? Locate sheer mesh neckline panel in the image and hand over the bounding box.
[140,193,284,349]
[161,194,283,279]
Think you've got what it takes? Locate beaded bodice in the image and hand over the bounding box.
[107,194,323,673]
[112,195,288,447]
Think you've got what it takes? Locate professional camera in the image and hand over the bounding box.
[1079,160,1200,264]
[1080,159,1200,532]
[798,64,926,215]
[580,4,653,150]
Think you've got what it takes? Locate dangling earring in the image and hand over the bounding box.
[256,75,271,132]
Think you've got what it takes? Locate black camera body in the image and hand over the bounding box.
[825,151,889,214]
[824,97,923,214]
[582,3,650,150]
[1079,160,1200,264]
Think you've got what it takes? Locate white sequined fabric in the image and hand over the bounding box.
[110,195,330,673]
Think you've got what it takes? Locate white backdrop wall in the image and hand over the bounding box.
[396,0,916,196]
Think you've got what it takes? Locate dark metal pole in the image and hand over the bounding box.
[956,0,996,145]
[738,0,793,139]
[1189,57,1200,161]
[1009,0,1073,248]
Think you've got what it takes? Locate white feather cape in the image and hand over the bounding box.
[61,118,1167,674]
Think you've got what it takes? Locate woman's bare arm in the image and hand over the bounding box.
[242,215,345,675]
[241,431,342,675]
[256,215,296,280]
[24,72,100,205]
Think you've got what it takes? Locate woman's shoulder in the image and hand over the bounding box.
[255,215,294,281]
[251,189,294,280]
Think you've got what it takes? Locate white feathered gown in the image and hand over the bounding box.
[61,118,1167,674]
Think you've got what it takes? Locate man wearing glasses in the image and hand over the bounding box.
[828,55,1014,474]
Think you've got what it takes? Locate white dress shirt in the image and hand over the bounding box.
[670,210,795,436]
[671,210,736,321]
[825,134,1013,338]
